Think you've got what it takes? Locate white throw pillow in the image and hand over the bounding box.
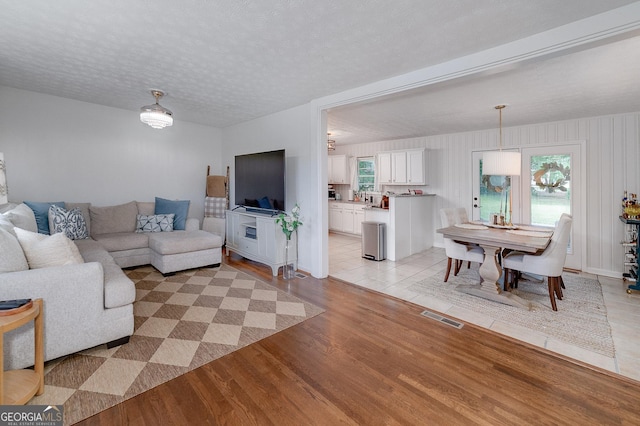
[4,203,38,233]
[14,228,84,269]
[0,228,29,272]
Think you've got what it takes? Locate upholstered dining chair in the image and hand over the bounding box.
[503,213,573,311]
[439,208,485,282]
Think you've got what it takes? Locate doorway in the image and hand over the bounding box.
[472,143,584,270]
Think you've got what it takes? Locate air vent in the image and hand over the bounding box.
[420,310,463,329]
[295,272,307,279]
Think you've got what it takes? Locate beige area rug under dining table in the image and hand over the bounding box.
[28,264,324,425]
[409,266,615,358]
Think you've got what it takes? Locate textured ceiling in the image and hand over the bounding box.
[0,0,638,142]
[328,34,640,144]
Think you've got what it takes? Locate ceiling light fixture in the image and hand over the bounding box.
[483,105,521,226]
[327,133,336,151]
[482,105,521,176]
[140,90,173,129]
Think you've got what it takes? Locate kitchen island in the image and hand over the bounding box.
[363,194,434,261]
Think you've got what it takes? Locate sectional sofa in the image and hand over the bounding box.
[0,199,223,370]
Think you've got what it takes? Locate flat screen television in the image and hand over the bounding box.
[234,149,285,214]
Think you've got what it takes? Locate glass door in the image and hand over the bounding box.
[473,143,583,271]
[471,150,520,224]
[521,144,582,270]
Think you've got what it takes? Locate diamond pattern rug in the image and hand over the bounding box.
[28,264,324,425]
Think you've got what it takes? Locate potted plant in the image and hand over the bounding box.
[276,204,302,279]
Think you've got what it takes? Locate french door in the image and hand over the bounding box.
[472,143,584,270]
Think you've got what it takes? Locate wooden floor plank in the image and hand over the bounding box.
[76,254,640,425]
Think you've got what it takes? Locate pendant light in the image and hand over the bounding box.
[140,90,173,129]
[482,105,520,176]
[483,105,521,226]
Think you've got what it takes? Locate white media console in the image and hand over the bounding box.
[225,208,297,276]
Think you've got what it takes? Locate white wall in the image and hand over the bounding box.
[334,112,640,277]
[0,86,222,221]
[221,103,318,274]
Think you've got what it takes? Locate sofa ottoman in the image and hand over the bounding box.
[148,230,222,274]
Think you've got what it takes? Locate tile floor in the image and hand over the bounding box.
[329,232,640,382]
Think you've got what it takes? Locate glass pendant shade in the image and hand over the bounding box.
[483,151,521,176]
[140,90,173,129]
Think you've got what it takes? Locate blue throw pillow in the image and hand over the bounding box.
[154,197,190,230]
[24,201,65,235]
[258,196,273,210]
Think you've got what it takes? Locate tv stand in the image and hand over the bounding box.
[226,209,297,276]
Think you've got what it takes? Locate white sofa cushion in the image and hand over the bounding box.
[148,230,222,255]
[74,239,136,309]
[0,227,29,272]
[14,228,84,269]
[92,232,149,252]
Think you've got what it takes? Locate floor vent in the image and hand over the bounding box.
[295,272,307,279]
[420,310,463,329]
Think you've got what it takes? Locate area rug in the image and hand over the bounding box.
[28,264,324,425]
[409,266,615,358]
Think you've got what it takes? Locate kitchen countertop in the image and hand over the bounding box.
[388,193,435,197]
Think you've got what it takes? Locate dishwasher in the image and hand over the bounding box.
[361,221,386,261]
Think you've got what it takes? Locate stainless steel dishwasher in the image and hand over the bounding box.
[361,221,386,261]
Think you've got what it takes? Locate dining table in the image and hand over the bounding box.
[436,222,553,309]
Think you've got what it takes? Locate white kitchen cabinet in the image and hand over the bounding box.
[392,151,407,183]
[377,152,392,184]
[342,205,355,234]
[329,202,344,231]
[377,149,425,185]
[328,202,365,235]
[354,206,365,235]
[406,149,426,185]
[226,209,297,276]
[328,155,348,184]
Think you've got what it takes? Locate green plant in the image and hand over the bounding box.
[276,204,302,240]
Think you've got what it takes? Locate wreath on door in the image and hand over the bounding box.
[482,175,509,193]
[533,162,570,193]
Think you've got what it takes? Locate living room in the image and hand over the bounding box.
[2,1,640,424]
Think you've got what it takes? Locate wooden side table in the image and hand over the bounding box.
[0,298,44,404]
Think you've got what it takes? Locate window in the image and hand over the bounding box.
[357,157,375,192]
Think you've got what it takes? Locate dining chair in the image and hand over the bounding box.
[503,213,573,311]
[439,208,485,282]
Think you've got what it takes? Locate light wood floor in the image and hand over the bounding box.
[79,253,640,425]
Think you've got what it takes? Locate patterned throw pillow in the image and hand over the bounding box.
[48,205,89,240]
[136,214,174,233]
